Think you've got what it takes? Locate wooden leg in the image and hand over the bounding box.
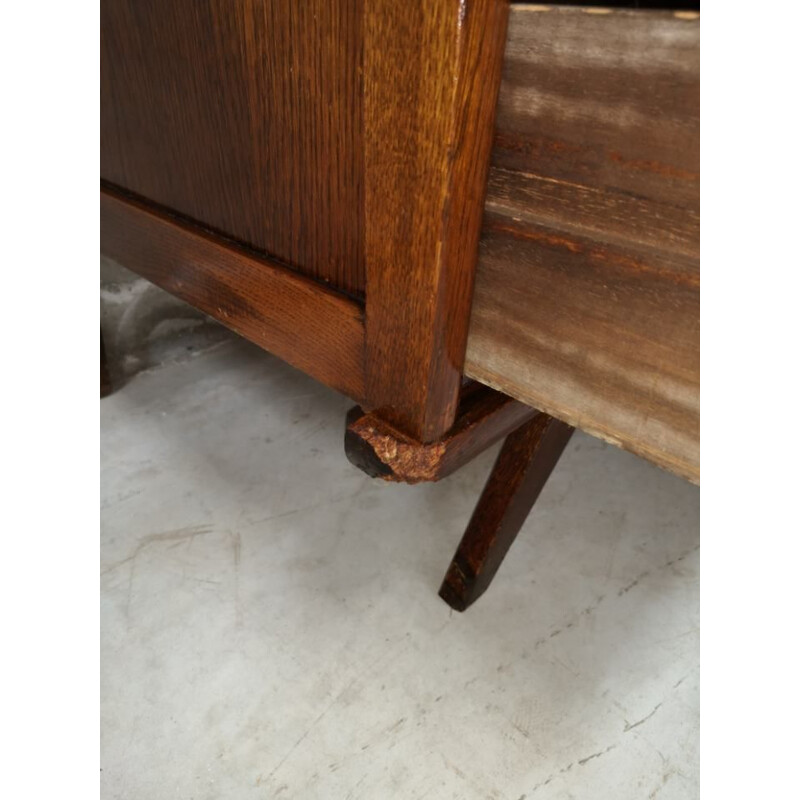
[101,331,112,398]
[439,413,574,611]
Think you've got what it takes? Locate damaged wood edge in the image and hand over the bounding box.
[344,383,538,484]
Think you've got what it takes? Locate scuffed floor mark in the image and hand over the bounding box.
[385,717,407,734]
[101,525,214,576]
[441,755,502,799]
[101,487,144,510]
[618,544,699,597]
[442,756,469,783]
[673,671,693,690]
[530,743,618,793]
[512,720,531,739]
[101,525,214,628]
[618,573,648,596]
[100,525,212,631]
[262,640,415,789]
[648,768,679,799]
[244,491,362,528]
[532,594,606,649]
[531,543,700,653]
[624,702,663,733]
[578,744,617,766]
[530,762,572,793]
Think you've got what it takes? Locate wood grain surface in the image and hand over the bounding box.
[465,5,699,482]
[101,187,366,402]
[101,0,365,296]
[363,0,510,442]
[101,0,512,447]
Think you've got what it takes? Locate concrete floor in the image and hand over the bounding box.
[101,264,699,799]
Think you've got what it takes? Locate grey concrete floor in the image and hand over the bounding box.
[101,263,699,799]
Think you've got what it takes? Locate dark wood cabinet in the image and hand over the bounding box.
[101,1,699,608]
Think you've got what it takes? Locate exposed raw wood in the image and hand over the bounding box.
[439,413,574,611]
[101,1,365,296]
[363,0,510,442]
[344,382,536,484]
[466,5,699,482]
[101,186,366,403]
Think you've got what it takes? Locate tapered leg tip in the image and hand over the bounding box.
[438,580,469,612]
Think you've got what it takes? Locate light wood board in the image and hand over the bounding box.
[466,5,699,482]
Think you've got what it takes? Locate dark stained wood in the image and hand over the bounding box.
[439,413,574,611]
[102,0,512,442]
[100,332,112,398]
[465,5,699,482]
[101,0,365,297]
[101,186,366,402]
[363,0,510,442]
[345,382,536,484]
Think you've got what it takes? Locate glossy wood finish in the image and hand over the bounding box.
[363,0,510,442]
[465,5,699,482]
[101,187,366,402]
[439,413,574,611]
[101,0,365,296]
[345,382,536,484]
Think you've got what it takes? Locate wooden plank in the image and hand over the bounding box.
[363,0,510,442]
[493,5,700,207]
[345,382,536,484]
[465,5,700,482]
[101,1,365,297]
[101,187,366,402]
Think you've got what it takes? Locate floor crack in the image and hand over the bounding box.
[624,702,663,733]
[577,744,617,766]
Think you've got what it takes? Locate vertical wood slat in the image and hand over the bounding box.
[363,0,510,442]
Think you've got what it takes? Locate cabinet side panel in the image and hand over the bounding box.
[101,0,365,296]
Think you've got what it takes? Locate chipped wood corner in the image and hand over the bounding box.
[345,407,448,484]
[344,383,539,485]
